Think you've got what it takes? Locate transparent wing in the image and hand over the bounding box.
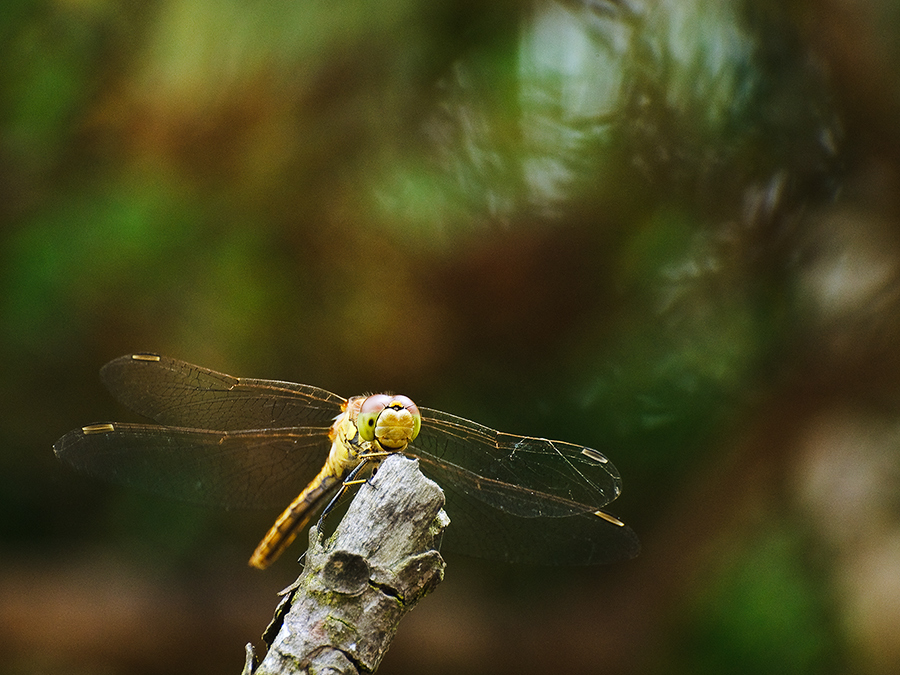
[53,423,332,509]
[414,407,621,516]
[100,354,345,430]
[421,487,640,565]
[411,407,639,564]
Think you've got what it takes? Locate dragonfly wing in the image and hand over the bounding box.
[417,468,640,565]
[100,354,345,430]
[411,407,638,565]
[53,423,332,509]
[414,407,622,517]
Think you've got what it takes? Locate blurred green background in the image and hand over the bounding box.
[2,0,900,673]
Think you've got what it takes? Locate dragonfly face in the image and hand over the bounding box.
[353,394,421,451]
[54,354,640,568]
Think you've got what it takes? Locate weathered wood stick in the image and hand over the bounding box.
[248,454,448,675]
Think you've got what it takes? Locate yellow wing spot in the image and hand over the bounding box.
[593,510,625,527]
[581,448,608,463]
[131,354,161,362]
[82,423,115,434]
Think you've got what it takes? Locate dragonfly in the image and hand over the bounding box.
[54,354,640,569]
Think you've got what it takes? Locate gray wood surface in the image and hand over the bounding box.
[248,454,448,675]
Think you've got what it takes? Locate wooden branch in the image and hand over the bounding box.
[247,454,448,675]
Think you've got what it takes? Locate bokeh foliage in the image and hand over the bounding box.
[2,1,900,674]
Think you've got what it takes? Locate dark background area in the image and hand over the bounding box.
[2,0,900,673]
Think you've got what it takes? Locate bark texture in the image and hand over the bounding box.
[248,454,447,675]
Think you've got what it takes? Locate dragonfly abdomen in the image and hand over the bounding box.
[248,465,346,569]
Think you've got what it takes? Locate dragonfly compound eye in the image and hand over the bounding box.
[357,394,422,448]
[357,394,392,441]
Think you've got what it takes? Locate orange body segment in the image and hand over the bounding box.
[248,464,345,569]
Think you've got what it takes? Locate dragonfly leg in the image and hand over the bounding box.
[315,458,372,535]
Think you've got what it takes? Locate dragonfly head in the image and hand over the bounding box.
[356,394,421,451]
